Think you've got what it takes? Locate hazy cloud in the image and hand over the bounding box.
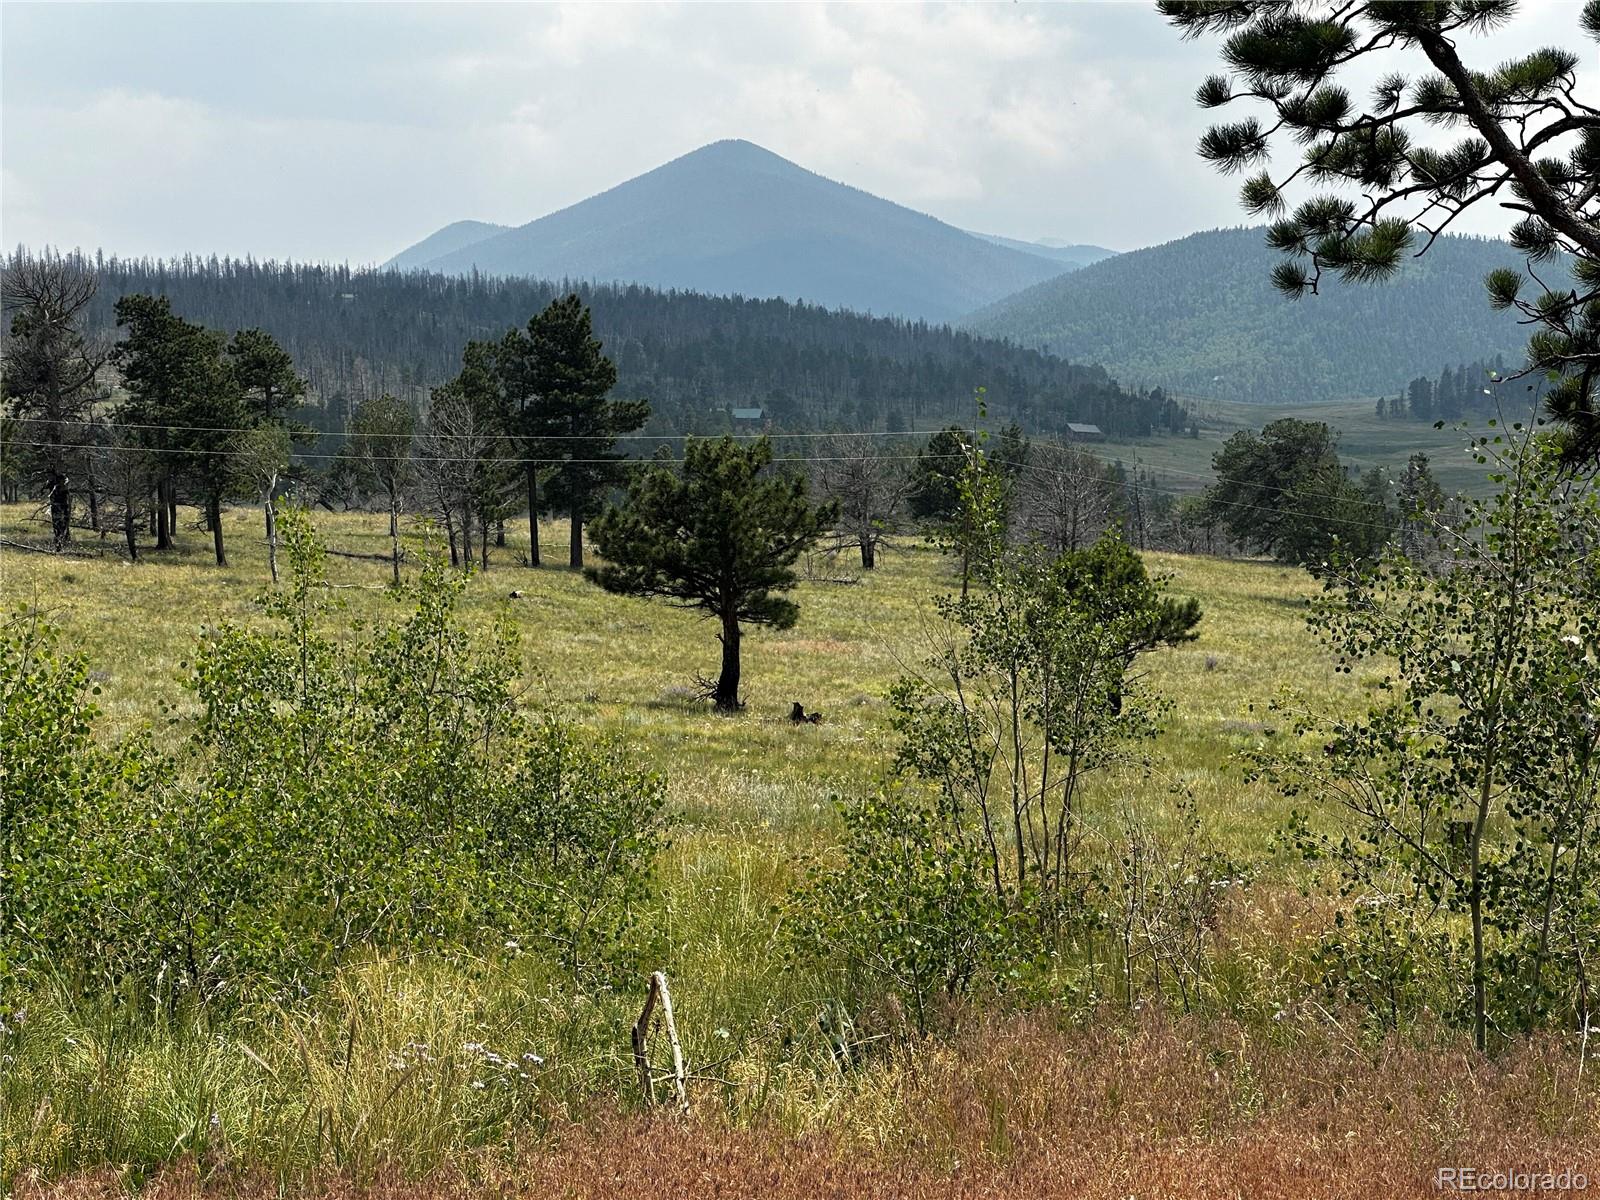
[2,1,1593,264]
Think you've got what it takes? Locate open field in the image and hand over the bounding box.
[0,503,1348,854]
[4,504,1597,1193]
[1100,395,1508,499]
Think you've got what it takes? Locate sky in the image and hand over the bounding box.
[2,1,1594,266]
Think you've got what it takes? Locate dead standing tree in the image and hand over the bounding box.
[1013,444,1123,554]
[93,430,154,561]
[0,255,108,548]
[414,383,504,569]
[814,434,910,570]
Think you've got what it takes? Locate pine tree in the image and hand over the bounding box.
[111,295,245,565]
[1163,1,1600,464]
[907,426,974,522]
[519,295,648,569]
[227,328,305,424]
[587,437,835,711]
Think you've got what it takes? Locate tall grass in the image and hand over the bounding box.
[4,503,1518,1191]
[14,1016,1598,1198]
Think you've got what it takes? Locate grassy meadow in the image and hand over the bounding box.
[0,502,1341,852]
[1101,395,1505,499]
[3,502,1596,1196]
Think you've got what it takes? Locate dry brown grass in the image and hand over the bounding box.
[20,1015,1598,1199]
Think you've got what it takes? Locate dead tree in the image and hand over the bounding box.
[814,435,909,570]
[1015,443,1122,554]
[414,385,503,570]
[94,431,154,561]
[0,254,107,548]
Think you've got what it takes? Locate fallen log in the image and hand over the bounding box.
[0,537,103,559]
[323,545,405,564]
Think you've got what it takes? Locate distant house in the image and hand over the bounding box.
[1065,422,1105,443]
[729,406,766,429]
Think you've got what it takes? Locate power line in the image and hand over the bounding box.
[6,416,970,444]
[988,455,1403,536]
[3,438,970,468]
[5,416,1451,520]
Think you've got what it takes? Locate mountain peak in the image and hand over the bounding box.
[384,142,1078,321]
[659,138,808,177]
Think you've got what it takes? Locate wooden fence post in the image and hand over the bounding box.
[631,970,689,1114]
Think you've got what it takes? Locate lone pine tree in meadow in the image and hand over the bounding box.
[1203,418,1393,566]
[587,436,836,711]
[1162,0,1600,465]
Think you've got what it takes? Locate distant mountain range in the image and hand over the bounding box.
[963,226,1538,404]
[967,232,1115,269]
[385,140,1108,323]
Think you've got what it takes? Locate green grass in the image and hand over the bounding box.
[0,502,1349,854]
[1099,395,1504,498]
[0,502,1369,1184]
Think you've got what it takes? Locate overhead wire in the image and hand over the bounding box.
[4,415,1470,529]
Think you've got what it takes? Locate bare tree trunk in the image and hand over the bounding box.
[156,479,172,550]
[264,490,278,583]
[569,505,583,570]
[209,494,227,566]
[526,465,541,567]
[86,467,100,533]
[167,481,177,539]
[389,497,401,586]
[860,536,875,570]
[48,473,72,549]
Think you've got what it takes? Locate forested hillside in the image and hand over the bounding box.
[56,252,1189,438]
[964,227,1540,404]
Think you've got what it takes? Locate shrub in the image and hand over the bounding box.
[2,510,668,1002]
[786,787,1022,1035]
[0,609,169,995]
[1270,432,1600,1048]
